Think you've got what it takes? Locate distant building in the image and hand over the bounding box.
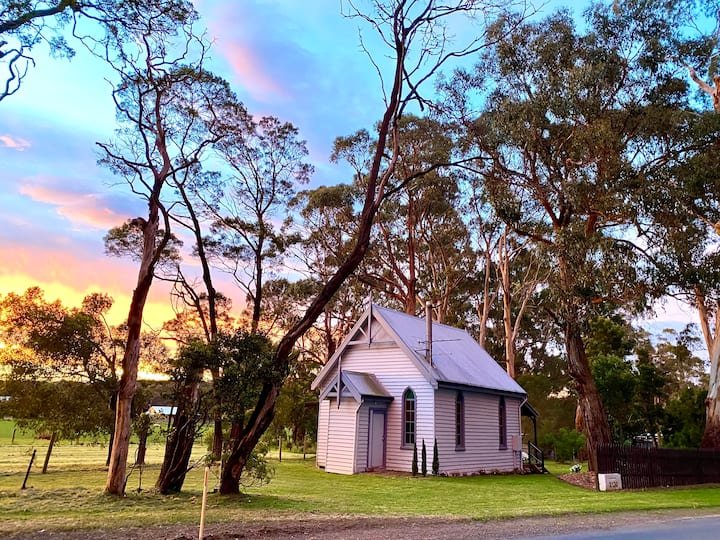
[148,405,177,417]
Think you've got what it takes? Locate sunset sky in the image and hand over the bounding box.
[0,0,390,329]
[0,0,696,334]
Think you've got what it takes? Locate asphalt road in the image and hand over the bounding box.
[522,513,720,540]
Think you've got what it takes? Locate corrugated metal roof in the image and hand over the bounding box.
[342,370,393,398]
[374,305,526,395]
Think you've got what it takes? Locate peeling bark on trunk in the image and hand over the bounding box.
[693,286,720,449]
[105,211,161,495]
[476,246,495,348]
[155,410,199,493]
[500,250,515,379]
[135,427,148,467]
[503,294,516,379]
[220,413,265,494]
[702,332,720,448]
[156,367,202,493]
[565,322,611,471]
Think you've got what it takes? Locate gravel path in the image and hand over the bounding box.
[6,508,720,540]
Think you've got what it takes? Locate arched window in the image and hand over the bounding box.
[403,388,416,447]
[498,396,507,449]
[455,392,465,450]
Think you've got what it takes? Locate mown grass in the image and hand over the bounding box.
[1,420,719,536]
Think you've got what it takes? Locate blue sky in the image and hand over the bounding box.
[0,0,391,326]
[0,0,696,331]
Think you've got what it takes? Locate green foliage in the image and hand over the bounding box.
[421,439,427,477]
[237,441,274,488]
[663,387,707,448]
[269,355,318,447]
[432,439,439,476]
[1,378,115,442]
[591,354,637,442]
[0,1,198,102]
[547,428,586,463]
[203,426,273,487]
[517,373,576,453]
[104,219,183,271]
[215,331,279,426]
[586,317,636,359]
[412,442,418,476]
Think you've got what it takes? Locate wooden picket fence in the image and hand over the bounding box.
[596,444,720,489]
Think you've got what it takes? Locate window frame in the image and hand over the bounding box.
[455,391,465,451]
[498,396,507,449]
[402,387,416,448]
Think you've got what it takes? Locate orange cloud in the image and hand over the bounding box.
[18,182,125,230]
[0,245,176,329]
[0,134,31,151]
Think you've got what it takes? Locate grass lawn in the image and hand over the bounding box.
[1,420,720,535]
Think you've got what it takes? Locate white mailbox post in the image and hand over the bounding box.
[598,473,622,491]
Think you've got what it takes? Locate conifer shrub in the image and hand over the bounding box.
[412,442,418,476]
[421,439,427,476]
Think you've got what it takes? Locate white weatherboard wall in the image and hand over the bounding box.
[356,402,370,472]
[434,389,522,474]
[324,398,360,474]
[340,344,435,473]
[316,399,329,468]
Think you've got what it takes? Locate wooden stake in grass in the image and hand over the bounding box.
[199,466,209,540]
[42,433,57,474]
[22,449,36,489]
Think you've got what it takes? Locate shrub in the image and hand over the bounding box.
[421,439,427,477]
[550,428,586,463]
[412,442,418,476]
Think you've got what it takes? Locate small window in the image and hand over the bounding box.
[455,392,465,450]
[403,388,416,447]
[499,396,507,449]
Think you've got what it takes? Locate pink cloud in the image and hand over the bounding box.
[0,134,31,151]
[220,41,289,102]
[18,182,125,230]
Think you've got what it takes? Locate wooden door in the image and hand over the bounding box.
[368,409,386,470]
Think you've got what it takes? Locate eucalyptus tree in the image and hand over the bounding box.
[289,182,367,360]
[447,5,693,469]
[462,176,545,377]
[162,161,243,468]
[98,14,239,494]
[644,112,720,447]
[0,0,195,102]
[336,115,475,321]
[201,115,313,333]
[216,0,528,495]
[635,1,720,448]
